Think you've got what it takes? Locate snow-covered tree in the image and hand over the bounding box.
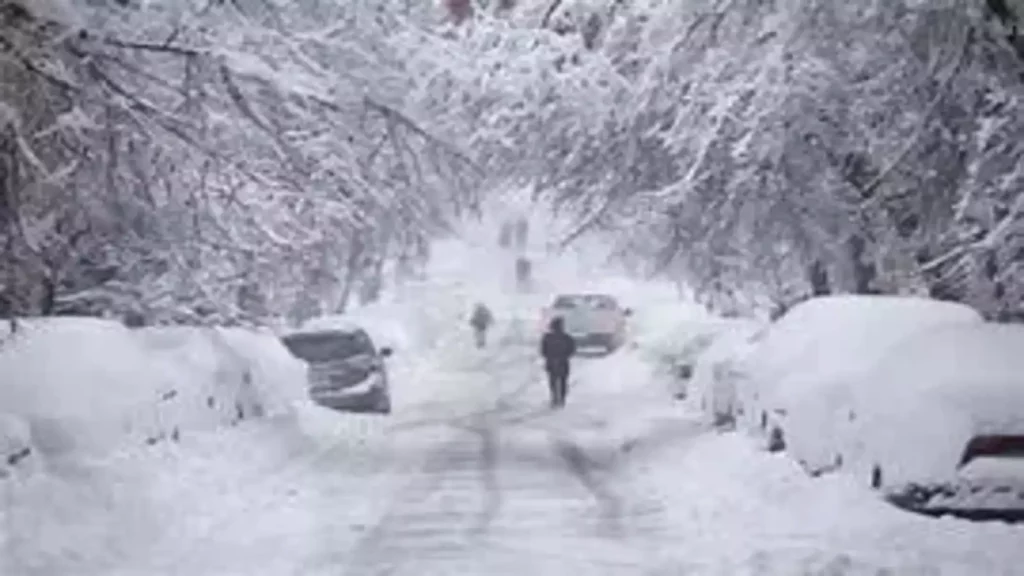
[1,0,482,325]
[437,0,1024,319]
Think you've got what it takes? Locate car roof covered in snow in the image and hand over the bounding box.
[746,295,983,401]
[862,322,1024,416]
[293,315,365,335]
[551,293,619,306]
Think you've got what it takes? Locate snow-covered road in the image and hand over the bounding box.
[120,330,703,576]
[5,210,1024,575]
[77,331,1020,576]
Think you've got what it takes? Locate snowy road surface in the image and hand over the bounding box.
[5,223,1024,575]
[122,338,704,576]
[13,334,1011,576]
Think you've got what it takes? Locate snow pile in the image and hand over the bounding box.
[0,318,180,459]
[687,320,764,422]
[214,327,308,412]
[0,319,314,574]
[2,415,325,576]
[630,430,1024,575]
[0,318,307,465]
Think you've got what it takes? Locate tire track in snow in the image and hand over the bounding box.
[470,417,502,535]
[334,359,539,573]
[551,436,625,538]
[325,342,684,575]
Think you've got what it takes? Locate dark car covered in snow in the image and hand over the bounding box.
[281,326,393,414]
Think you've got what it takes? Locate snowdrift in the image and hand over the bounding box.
[0,317,307,470]
[687,320,763,423]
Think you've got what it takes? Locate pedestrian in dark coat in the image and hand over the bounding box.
[470,303,494,348]
[540,317,576,408]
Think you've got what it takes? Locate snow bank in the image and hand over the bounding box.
[0,318,178,458]
[687,320,763,422]
[631,430,1024,575]
[0,318,314,573]
[0,318,307,464]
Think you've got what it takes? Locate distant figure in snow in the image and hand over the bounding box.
[514,257,532,292]
[514,217,529,250]
[540,317,577,408]
[470,302,495,348]
[498,222,513,249]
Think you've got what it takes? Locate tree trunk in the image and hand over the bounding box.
[336,236,365,314]
[847,235,878,294]
[808,260,831,296]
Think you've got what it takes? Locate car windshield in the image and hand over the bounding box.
[959,435,1024,467]
[552,294,618,310]
[552,295,583,308]
[281,330,374,363]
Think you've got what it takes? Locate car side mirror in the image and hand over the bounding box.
[380,346,394,358]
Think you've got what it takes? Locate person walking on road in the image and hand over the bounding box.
[514,217,529,250]
[470,302,495,348]
[514,256,532,292]
[540,317,576,408]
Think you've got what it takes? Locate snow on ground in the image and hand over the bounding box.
[631,429,1024,575]
[0,317,316,576]
[3,203,1024,575]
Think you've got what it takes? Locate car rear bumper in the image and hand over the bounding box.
[310,375,390,413]
[570,332,619,348]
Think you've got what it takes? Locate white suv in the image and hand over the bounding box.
[542,293,631,353]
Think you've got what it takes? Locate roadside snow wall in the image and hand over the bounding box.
[0,318,306,473]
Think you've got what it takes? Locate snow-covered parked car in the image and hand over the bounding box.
[733,295,983,473]
[840,322,1024,517]
[687,321,764,426]
[281,325,393,414]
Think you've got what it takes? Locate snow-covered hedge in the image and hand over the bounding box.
[0,318,306,472]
